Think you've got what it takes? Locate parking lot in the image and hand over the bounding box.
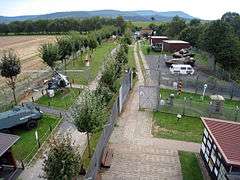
[145,55,210,81]
[144,55,240,99]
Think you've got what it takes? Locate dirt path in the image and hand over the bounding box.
[101,42,200,180]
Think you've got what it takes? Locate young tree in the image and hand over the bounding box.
[0,50,21,105]
[72,91,107,158]
[87,35,98,53]
[100,58,118,92]
[42,135,81,180]
[39,43,59,70]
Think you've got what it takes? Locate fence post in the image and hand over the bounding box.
[182,97,187,116]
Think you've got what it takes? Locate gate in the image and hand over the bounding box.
[139,85,160,110]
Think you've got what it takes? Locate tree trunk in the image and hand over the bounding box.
[64,59,67,75]
[10,77,17,105]
[87,132,91,158]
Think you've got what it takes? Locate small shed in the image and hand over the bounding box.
[0,133,21,179]
[200,118,240,180]
[162,40,191,52]
[150,36,169,46]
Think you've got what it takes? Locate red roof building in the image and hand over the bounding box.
[150,36,169,46]
[201,117,240,180]
[162,40,191,52]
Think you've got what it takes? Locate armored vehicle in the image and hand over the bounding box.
[165,57,196,67]
[173,48,195,58]
[0,103,43,131]
[48,71,70,90]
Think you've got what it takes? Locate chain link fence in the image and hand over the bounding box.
[0,70,52,112]
[158,95,240,122]
[85,69,132,180]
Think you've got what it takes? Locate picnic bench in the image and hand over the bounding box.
[101,146,113,168]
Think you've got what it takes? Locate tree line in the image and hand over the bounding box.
[42,36,132,179]
[40,25,118,70]
[145,12,240,82]
[0,25,119,105]
[0,16,126,35]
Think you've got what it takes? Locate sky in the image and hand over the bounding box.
[0,0,239,20]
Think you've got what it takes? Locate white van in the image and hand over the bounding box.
[169,64,194,75]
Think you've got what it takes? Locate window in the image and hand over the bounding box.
[201,143,206,153]
[216,158,220,167]
[218,164,227,180]
[214,167,219,176]
[181,67,186,70]
[207,140,212,149]
[204,128,209,138]
[187,67,192,70]
[203,136,207,144]
[211,150,216,163]
[209,136,213,143]
[209,158,214,171]
[213,144,216,150]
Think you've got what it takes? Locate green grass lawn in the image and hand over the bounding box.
[153,112,203,143]
[81,131,102,169]
[66,41,116,85]
[179,151,203,180]
[12,115,60,163]
[36,88,81,109]
[132,21,163,28]
[128,45,136,70]
[160,88,240,108]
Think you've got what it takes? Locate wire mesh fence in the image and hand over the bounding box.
[158,96,240,122]
[85,69,132,180]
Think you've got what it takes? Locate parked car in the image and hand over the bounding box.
[0,103,43,132]
[169,64,195,75]
[165,57,196,67]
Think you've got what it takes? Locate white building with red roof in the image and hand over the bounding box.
[201,117,240,180]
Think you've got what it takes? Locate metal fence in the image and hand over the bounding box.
[0,71,51,112]
[158,95,240,122]
[85,69,132,180]
[139,85,159,110]
[159,74,240,99]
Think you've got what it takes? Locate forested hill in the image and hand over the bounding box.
[0,10,195,23]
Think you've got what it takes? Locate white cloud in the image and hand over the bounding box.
[0,0,239,20]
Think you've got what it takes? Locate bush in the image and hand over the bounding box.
[95,84,113,104]
[42,135,81,180]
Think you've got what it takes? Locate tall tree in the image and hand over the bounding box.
[39,43,59,70]
[72,91,107,158]
[221,12,240,37]
[42,135,81,180]
[167,16,186,38]
[0,50,21,105]
[201,20,240,70]
[115,16,125,34]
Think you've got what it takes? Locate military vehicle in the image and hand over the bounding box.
[48,71,70,90]
[0,103,43,131]
[165,57,196,67]
[173,48,195,58]
[151,43,162,52]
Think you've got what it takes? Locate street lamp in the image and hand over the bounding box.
[202,84,208,100]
